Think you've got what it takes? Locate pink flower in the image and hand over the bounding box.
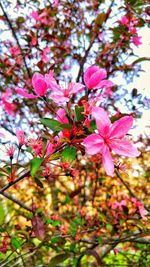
[31,10,39,20]
[46,73,84,104]
[6,145,15,158]
[83,65,113,90]
[133,35,142,46]
[16,73,48,99]
[82,107,140,176]
[119,15,129,27]
[129,27,136,35]
[42,47,50,63]
[138,205,148,219]
[1,89,17,116]
[28,139,43,156]
[131,198,148,219]
[16,129,26,146]
[9,46,20,56]
[53,0,59,7]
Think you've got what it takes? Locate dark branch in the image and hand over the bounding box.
[0,1,31,78]
[1,191,32,212]
[0,170,30,194]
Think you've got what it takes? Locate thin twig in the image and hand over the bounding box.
[0,170,30,194]
[76,0,115,83]
[115,169,136,198]
[1,191,32,212]
[115,169,149,212]
[0,2,31,78]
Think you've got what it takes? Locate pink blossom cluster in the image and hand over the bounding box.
[119,15,142,46]
[15,65,140,177]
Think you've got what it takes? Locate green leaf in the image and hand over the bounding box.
[97,236,103,244]
[0,203,5,224]
[11,236,21,250]
[30,158,44,177]
[61,146,76,163]
[51,236,61,244]
[106,224,113,231]
[90,120,96,131]
[46,219,61,227]
[70,221,77,237]
[75,105,84,121]
[65,194,71,204]
[40,118,62,132]
[61,123,72,130]
[48,253,71,267]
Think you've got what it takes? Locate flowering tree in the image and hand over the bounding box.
[0,0,150,266]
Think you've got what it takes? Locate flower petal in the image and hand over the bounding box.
[92,107,111,136]
[102,145,114,176]
[88,69,107,89]
[96,79,113,89]
[68,82,85,94]
[32,73,44,85]
[82,133,104,155]
[33,79,48,96]
[110,138,140,157]
[50,93,70,104]
[46,141,54,155]
[45,71,60,91]
[110,116,133,139]
[16,88,38,99]
[56,108,69,124]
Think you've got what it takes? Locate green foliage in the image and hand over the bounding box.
[0,203,5,224]
[61,146,77,162]
[40,118,63,132]
[30,157,44,177]
[11,236,21,250]
[75,105,84,121]
[40,118,71,132]
[48,253,71,267]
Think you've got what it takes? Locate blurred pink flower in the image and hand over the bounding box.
[119,15,129,27]
[53,0,59,7]
[131,198,148,219]
[82,107,140,176]
[6,145,15,158]
[42,47,50,63]
[1,89,17,116]
[9,46,20,56]
[16,129,26,146]
[31,10,39,20]
[133,35,142,46]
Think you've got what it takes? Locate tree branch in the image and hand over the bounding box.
[76,0,115,82]
[1,191,32,212]
[0,1,31,78]
[115,169,149,212]
[0,170,30,194]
